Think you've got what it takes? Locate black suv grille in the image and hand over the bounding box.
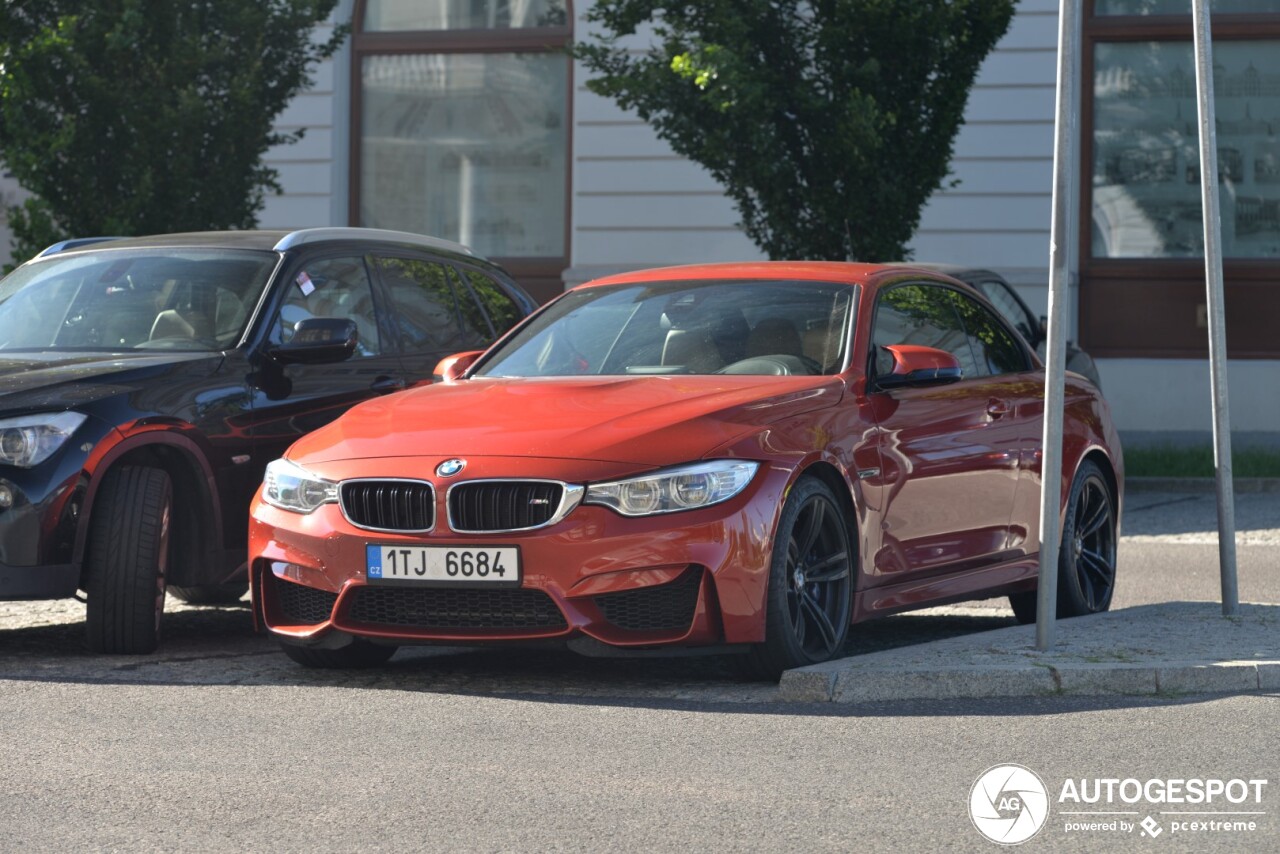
[593,569,702,632]
[341,480,434,531]
[449,481,563,532]
[275,578,338,625]
[347,587,567,631]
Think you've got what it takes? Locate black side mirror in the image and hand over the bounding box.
[271,317,358,365]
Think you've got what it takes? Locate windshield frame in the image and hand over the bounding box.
[471,278,860,380]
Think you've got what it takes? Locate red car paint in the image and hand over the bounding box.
[249,263,1122,661]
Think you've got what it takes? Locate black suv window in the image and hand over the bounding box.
[0,249,275,351]
[376,256,471,355]
[871,284,979,379]
[458,268,522,336]
[270,256,382,357]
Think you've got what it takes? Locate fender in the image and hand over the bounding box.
[72,420,226,576]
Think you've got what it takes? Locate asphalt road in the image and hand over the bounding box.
[0,490,1276,851]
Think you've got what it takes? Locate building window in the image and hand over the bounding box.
[1081,2,1280,358]
[1091,40,1280,259]
[351,0,571,302]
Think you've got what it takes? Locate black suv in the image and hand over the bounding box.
[0,228,535,652]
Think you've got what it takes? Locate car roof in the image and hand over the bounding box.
[37,228,480,259]
[903,263,1003,283]
[579,261,957,289]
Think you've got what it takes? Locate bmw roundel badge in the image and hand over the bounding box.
[436,458,466,478]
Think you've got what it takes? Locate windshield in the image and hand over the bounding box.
[477,279,855,378]
[0,248,279,352]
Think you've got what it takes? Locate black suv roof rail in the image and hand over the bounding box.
[37,237,126,257]
[273,228,477,258]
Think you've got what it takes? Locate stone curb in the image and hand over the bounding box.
[1128,476,1280,493]
[779,660,1279,704]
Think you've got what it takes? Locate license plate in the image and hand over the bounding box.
[366,545,520,585]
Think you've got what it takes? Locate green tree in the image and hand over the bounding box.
[0,1,344,264]
[575,0,1016,261]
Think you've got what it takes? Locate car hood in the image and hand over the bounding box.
[290,374,845,467]
[0,351,220,412]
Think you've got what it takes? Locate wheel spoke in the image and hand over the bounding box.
[795,498,825,559]
[805,551,849,583]
[1081,548,1114,584]
[1078,488,1110,539]
[799,590,838,654]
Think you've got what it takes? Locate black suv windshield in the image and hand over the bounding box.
[0,248,278,352]
[477,279,855,377]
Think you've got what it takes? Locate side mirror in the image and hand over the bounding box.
[875,344,963,390]
[271,318,358,365]
[433,350,484,383]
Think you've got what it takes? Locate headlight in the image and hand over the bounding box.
[262,458,338,514]
[0,412,87,467]
[584,460,759,517]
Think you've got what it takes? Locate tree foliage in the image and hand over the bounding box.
[0,0,343,264]
[575,0,1016,262]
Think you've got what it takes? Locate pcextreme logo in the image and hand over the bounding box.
[969,764,1051,845]
[969,765,1270,844]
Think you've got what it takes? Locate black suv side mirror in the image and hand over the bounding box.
[271,317,358,365]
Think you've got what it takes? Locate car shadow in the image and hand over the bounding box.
[0,605,1254,717]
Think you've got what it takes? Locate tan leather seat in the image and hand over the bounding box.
[661,327,723,372]
[746,318,802,358]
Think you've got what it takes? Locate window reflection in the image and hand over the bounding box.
[360,52,568,258]
[364,0,567,31]
[1096,1,1280,14]
[1092,40,1280,258]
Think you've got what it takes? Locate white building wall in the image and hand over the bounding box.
[259,4,353,233]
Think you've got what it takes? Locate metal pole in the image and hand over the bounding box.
[1036,0,1080,650]
[1190,0,1240,615]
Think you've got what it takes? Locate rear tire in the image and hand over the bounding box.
[280,640,397,669]
[1007,459,1117,623]
[169,583,249,605]
[85,467,172,654]
[742,477,853,681]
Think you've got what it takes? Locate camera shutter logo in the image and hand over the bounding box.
[969,764,1050,845]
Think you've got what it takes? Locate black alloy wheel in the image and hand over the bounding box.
[1059,461,1117,616]
[1009,459,1117,623]
[745,477,854,680]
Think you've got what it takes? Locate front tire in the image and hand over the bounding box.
[1008,459,1117,623]
[743,477,854,680]
[280,640,397,669]
[85,467,172,654]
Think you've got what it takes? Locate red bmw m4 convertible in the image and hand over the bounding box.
[249,263,1122,678]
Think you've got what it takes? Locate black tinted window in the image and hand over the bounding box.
[377,257,469,355]
[271,256,382,357]
[872,284,978,379]
[976,279,1038,345]
[948,291,1029,377]
[460,269,523,338]
[443,267,496,348]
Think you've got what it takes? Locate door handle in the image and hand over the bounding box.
[371,376,408,394]
[986,399,1011,419]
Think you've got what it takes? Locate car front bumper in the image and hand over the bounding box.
[249,457,790,649]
